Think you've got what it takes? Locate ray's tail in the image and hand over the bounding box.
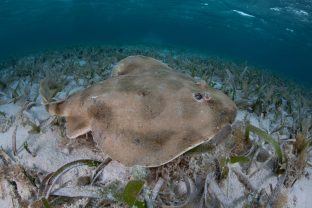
[39,79,66,116]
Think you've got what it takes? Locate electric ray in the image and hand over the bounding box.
[40,56,237,167]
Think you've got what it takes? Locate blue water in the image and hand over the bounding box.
[0,0,311,85]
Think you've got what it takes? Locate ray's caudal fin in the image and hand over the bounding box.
[45,100,66,116]
[39,79,66,116]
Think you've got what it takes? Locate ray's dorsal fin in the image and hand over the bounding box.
[40,78,92,139]
[66,116,91,139]
[111,55,170,77]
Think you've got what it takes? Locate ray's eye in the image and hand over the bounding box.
[193,92,203,101]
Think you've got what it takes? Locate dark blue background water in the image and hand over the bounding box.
[0,0,311,85]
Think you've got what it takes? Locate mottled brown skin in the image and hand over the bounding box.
[42,56,237,167]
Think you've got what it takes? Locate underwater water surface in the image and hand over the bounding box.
[0,0,311,85]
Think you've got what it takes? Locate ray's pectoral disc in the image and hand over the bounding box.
[40,55,237,167]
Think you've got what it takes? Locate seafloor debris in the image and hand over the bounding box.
[0,46,311,207]
[0,113,13,133]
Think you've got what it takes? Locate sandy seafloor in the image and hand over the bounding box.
[0,46,311,208]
